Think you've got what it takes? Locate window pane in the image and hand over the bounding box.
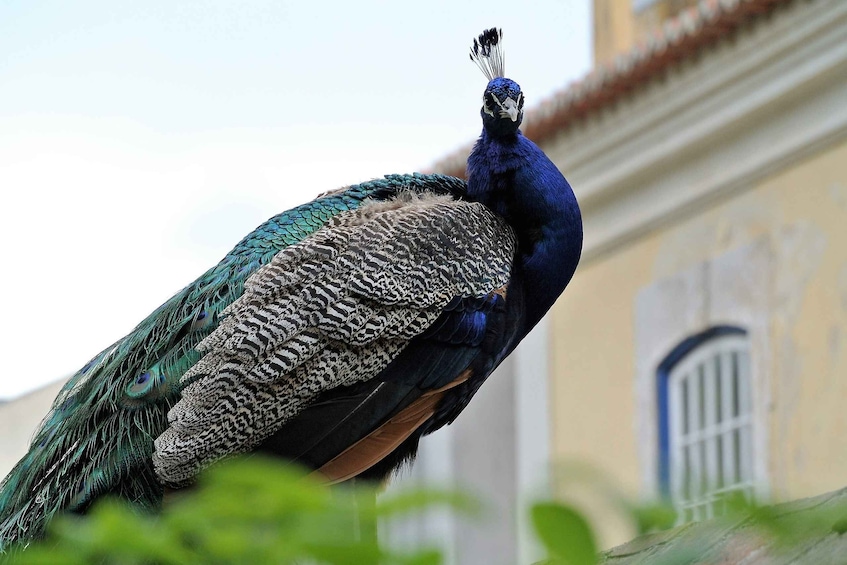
[698,364,706,431]
[732,351,740,418]
[688,373,699,439]
[739,350,752,416]
[714,355,722,424]
[721,351,733,431]
[740,424,753,482]
[664,332,755,524]
[733,428,742,484]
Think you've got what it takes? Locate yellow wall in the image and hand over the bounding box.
[548,232,661,546]
[759,143,847,498]
[593,0,635,66]
[549,241,652,479]
[593,0,700,66]
[549,138,847,547]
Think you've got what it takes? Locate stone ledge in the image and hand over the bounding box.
[601,488,847,564]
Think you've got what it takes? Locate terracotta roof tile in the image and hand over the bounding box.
[431,0,795,178]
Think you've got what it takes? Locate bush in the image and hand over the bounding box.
[3,457,476,565]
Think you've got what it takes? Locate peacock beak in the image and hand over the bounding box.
[495,95,522,122]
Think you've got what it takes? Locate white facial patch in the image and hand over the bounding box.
[483,95,496,118]
[494,93,522,122]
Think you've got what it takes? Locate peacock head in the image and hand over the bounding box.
[470,28,524,137]
[481,77,524,135]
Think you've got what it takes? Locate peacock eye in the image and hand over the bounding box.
[482,93,496,117]
[136,372,150,384]
[190,308,213,331]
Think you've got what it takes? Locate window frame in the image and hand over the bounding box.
[657,326,752,520]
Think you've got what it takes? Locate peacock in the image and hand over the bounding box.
[0,28,582,550]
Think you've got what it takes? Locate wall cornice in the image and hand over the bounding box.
[544,0,847,262]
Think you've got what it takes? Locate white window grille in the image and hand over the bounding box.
[668,333,753,522]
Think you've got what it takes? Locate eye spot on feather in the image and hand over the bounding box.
[191,309,214,331]
[126,372,152,397]
[125,367,167,399]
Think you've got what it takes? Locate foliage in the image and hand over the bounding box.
[5,457,847,565]
[531,502,597,565]
[2,457,477,565]
[531,463,847,564]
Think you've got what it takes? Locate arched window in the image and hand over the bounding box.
[657,327,753,522]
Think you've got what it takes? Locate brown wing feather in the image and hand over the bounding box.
[309,370,472,484]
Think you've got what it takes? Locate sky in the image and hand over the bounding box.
[0,0,591,400]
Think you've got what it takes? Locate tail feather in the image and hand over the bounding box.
[0,174,468,551]
[0,362,171,550]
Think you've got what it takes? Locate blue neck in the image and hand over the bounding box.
[466,129,583,335]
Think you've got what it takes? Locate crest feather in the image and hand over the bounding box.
[469,28,504,81]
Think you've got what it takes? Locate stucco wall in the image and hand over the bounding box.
[548,137,847,546]
[758,139,847,499]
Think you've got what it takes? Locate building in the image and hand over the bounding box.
[0,381,65,482]
[420,0,847,557]
[2,0,846,563]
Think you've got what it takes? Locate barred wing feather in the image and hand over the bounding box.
[154,192,516,486]
[0,174,466,550]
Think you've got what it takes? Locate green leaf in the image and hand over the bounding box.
[303,541,382,565]
[8,457,464,564]
[632,503,677,534]
[531,502,598,565]
[377,489,480,518]
[3,546,84,565]
[390,548,443,565]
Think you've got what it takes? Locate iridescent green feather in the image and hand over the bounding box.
[0,173,466,551]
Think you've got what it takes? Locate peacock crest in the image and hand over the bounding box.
[469,27,505,80]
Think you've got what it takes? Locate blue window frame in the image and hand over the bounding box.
[657,326,753,521]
